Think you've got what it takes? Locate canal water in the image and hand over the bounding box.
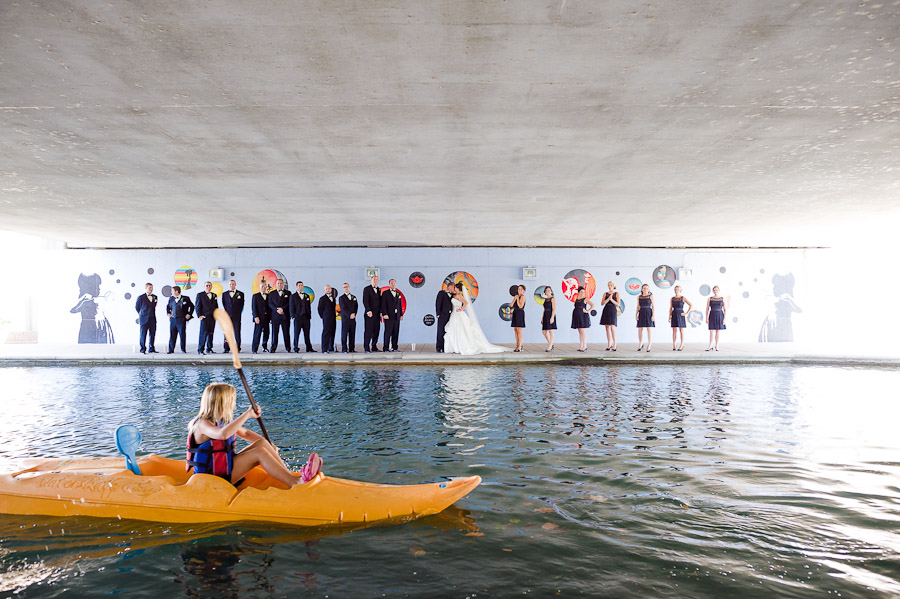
[0,364,898,598]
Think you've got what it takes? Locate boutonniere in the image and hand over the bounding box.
[150,294,156,301]
[349,295,354,300]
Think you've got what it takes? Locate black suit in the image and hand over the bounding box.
[221,289,245,352]
[381,288,402,351]
[317,294,337,353]
[251,292,270,352]
[362,284,382,351]
[290,291,314,352]
[268,289,292,352]
[135,293,158,351]
[166,295,194,352]
[195,291,218,353]
[435,290,453,352]
[339,293,358,352]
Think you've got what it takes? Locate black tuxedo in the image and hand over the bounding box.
[362,284,382,351]
[221,289,245,351]
[195,291,218,353]
[251,292,270,352]
[166,295,194,352]
[339,293,358,352]
[381,288,402,351]
[435,289,453,352]
[267,289,292,352]
[317,294,337,352]
[290,291,314,351]
[135,293,158,351]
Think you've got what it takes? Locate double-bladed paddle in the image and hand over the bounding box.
[213,308,271,444]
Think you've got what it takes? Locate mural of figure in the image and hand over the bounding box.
[70,273,115,344]
[759,272,802,342]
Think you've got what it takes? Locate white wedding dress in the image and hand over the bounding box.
[444,289,509,355]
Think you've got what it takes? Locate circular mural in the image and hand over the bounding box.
[174,266,198,291]
[625,277,642,295]
[652,265,676,289]
[210,282,224,297]
[533,285,552,305]
[380,286,407,316]
[499,303,513,321]
[699,284,711,296]
[299,285,316,303]
[687,310,704,327]
[252,269,286,294]
[161,285,173,298]
[508,285,518,297]
[616,298,626,316]
[443,271,479,301]
[409,272,425,288]
[423,314,435,326]
[561,269,596,302]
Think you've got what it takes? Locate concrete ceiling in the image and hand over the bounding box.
[1,0,898,248]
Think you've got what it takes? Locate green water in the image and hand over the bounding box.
[0,365,898,598]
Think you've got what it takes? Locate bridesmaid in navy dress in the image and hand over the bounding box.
[511,285,527,352]
[599,281,619,351]
[706,285,726,351]
[635,284,655,352]
[571,286,595,352]
[540,286,557,352]
[669,285,693,351]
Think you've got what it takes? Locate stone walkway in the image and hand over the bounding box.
[1,342,898,366]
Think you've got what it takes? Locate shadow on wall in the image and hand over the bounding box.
[71,273,115,343]
[759,273,801,342]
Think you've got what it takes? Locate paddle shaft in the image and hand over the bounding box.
[213,308,272,444]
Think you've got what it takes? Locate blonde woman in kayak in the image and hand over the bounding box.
[187,382,321,487]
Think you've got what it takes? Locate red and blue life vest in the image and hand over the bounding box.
[186,425,236,480]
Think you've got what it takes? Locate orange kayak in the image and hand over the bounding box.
[0,454,482,526]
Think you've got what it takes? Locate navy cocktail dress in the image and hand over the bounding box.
[541,299,557,330]
[636,296,654,327]
[511,298,526,328]
[571,299,591,329]
[708,298,726,330]
[599,292,618,326]
[671,298,686,328]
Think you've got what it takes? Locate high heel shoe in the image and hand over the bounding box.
[605,346,611,351]
[705,347,713,351]
[677,346,683,351]
[636,345,644,352]
[646,347,651,352]
[611,346,617,351]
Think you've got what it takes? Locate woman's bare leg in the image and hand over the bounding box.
[232,440,301,487]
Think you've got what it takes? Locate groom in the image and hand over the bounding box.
[435,283,453,352]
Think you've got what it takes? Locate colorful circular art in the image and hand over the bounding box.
[509,285,518,297]
[174,266,198,291]
[652,265,676,289]
[687,310,704,327]
[616,298,625,316]
[161,285,173,298]
[408,272,426,288]
[561,269,596,302]
[423,314,435,326]
[252,269,286,294]
[301,285,316,303]
[533,285,551,305]
[499,303,513,321]
[380,286,407,315]
[625,278,642,295]
[443,271,479,302]
[699,284,711,296]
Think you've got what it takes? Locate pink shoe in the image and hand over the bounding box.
[301,453,323,482]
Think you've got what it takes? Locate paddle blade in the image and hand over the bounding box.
[213,308,242,368]
[115,425,142,475]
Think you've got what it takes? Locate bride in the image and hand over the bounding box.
[444,283,509,355]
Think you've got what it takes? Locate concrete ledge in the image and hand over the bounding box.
[2,343,899,367]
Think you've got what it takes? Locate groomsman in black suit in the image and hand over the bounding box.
[221,279,244,353]
[251,283,271,353]
[339,282,358,353]
[435,284,454,352]
[317,284,337,353]
[195,281,218,355]
[381,278,403,352]
[267,278,292,353]
[290,281,315,353]
[362,275,382,353]
[166,285,194,353]
[135,282,158,354]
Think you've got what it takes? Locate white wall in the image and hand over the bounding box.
[30,246,814,349]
